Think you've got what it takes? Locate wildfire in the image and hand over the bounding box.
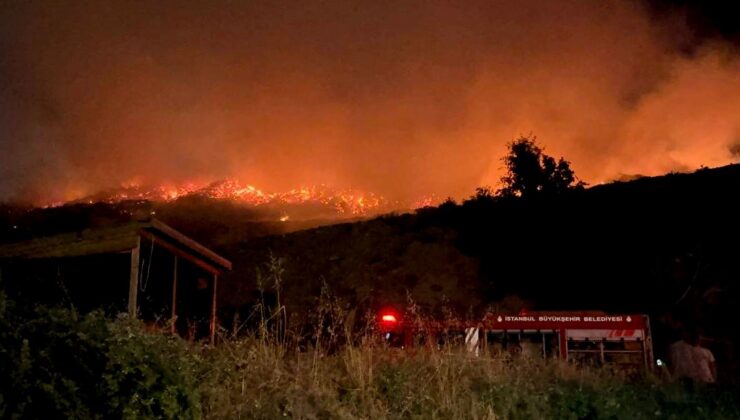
[412,194,441,209]
[197,181,387,215]
[64,179,390,216]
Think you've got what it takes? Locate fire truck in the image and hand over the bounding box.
[379,310,654,371]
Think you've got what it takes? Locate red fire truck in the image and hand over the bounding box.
[379,310,654,371]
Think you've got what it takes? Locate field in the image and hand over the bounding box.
[2,290,739,420]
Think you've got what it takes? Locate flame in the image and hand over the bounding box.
[412,194,441,209]
[43,178,450,218]
[197,180,387,215]
[57,178,395,216]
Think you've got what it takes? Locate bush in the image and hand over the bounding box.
[0,292,200,419]
[103,319,200,419]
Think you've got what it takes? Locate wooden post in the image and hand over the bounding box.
[171,256,178,334]
[128,236,141,317]
[210,273,218,345]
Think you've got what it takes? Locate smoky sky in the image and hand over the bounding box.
[1,0,740,203]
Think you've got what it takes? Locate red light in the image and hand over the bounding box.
[381,314,397,323]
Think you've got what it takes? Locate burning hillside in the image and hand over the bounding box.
[60,179,402,218]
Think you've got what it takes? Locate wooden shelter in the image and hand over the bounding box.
[0,218,231,344]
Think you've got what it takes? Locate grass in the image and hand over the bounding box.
[199,265,740,420]
[2,259,739,419]
[197,338,738,419]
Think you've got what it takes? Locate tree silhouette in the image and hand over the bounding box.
[498,136,585,198]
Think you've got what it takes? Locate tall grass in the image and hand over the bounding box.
[195,259,739,419]
[2,258,739,419]
[197,336,739,419]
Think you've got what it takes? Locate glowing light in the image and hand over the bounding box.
[279,215,289,222]
[381,314,398,323]
[56,178,392,216]
[410,193,443,209]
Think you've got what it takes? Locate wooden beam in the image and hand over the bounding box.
[148,219,232,271]
[138,230,221,275]
[128,237,141,317]
[210,273,218,345]
[171,255,178,335]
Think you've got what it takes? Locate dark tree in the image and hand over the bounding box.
[498,136,585,198]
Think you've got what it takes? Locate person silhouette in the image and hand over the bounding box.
[668,327,717,385]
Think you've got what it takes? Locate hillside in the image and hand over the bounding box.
[3,164,740,365]
[218,164,740,363]
[0,196,361,248]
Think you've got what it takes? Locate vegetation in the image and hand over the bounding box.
[202,339,740,419]
[498,136,585,198]
[0,292,200,419]
[217,163,740,379]
[2,290,740,419]
[3,143,740,417]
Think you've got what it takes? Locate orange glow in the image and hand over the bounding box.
[4,1,740,206]
[54,179,396,216]
[412,194,442,209]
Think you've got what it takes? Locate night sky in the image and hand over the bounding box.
[1,0,739,203]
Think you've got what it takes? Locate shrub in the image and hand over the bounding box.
[103,319,200,419]
[0,292,200,419]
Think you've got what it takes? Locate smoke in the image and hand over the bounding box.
[1,0,739,203]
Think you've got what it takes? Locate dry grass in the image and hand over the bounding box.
[3,258,738,419]
[196,337,740,419]
[192,262,738,419]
